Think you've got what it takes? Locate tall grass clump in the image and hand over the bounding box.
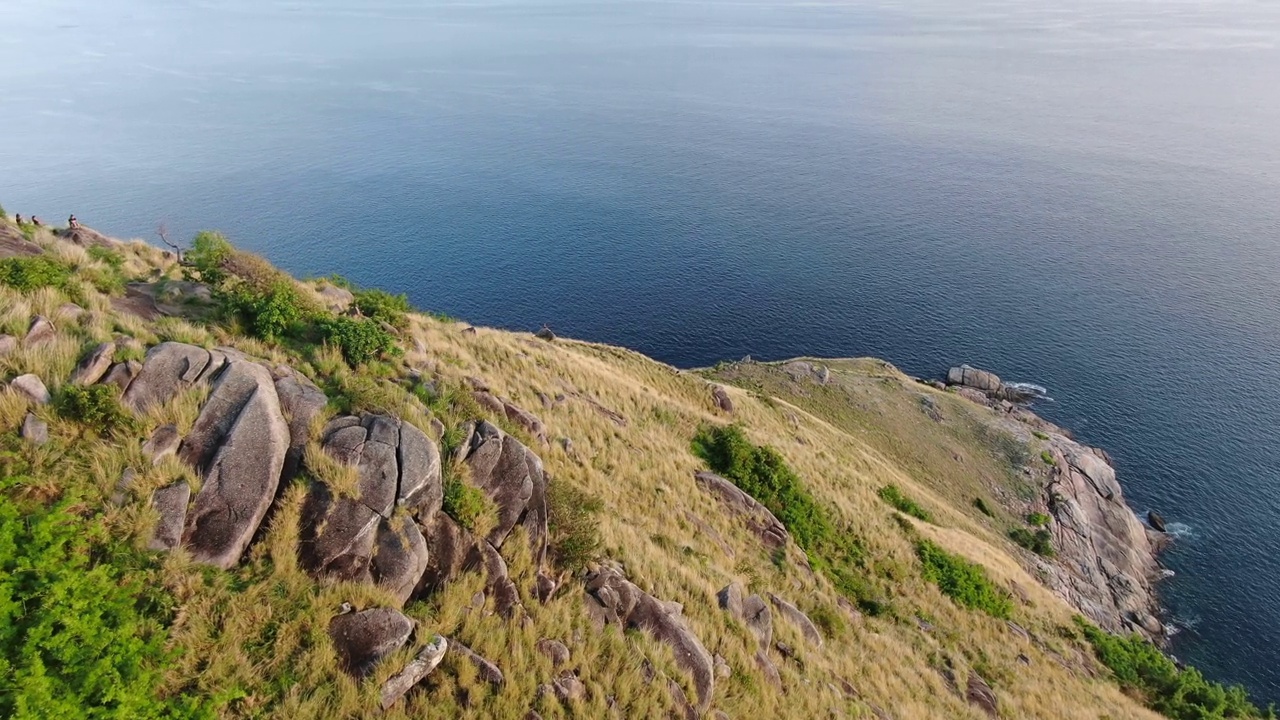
[916,539,1012,619]
[877,485,932,522]
[0,256,72,293]
[547,478,603,572]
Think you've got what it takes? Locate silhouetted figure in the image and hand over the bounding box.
[13,213,22,225]
[67,214,79,229]
[30,216,42,227]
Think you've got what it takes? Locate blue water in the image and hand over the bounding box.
[4,0,1280,704]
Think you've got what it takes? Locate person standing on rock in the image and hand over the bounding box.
[13,213,22,225]
[30,216,42,227]
[68,214,79,229]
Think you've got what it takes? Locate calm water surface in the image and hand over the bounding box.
[4,0,1280,703]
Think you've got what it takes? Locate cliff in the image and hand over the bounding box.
[0,215,1258,720]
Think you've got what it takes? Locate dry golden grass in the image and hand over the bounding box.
[0,229,1167,720]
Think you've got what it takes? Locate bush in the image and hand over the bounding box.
[878,485,932,522]
[55,385,134,435]
[916,539,1012,619]
[318,316,399,366]
[353,288,412,329]
[86,245,124,270]
[1009,527,1054,557]
[184,231,234,286]
[1075,618,1273,719]
[973,497,995,517]
[547,479,602,572]
[1041,450,1056,465]
[0,256,72,292]
[0,453,210,719]
[442,478,490,532]
[1026,512,1051,526]
[225,279,309,340]
[692,424,879,610]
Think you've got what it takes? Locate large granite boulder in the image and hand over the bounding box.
[585,567,714,714]
[328,607,415,678]
[271,367,328,482]
[315,414,443,517]
[695,472,789,550]
[122,342,225,412]
[946,365,1002,394]
[100,360,142,392]
[380,635,448,710]
[718,582,772,648]
[24,316,56,347]
[1043,443,1164,637]
[0,225,41,258]
[462,421,548,564]
[10,374,50,404]
[767,593,823,647]
[148,481,190,551]
[180,359,289,569]
[966,673,998,718]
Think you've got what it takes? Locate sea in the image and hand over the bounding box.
[3,0,1280,704]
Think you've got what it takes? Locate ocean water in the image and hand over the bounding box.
[4,0,1280,703]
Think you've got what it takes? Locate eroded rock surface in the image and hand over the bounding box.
[380,635,448,710]
[122,342,219,412]
[71,342,115,385]
[767,593,823,647]
[585,567,714,714]
[695,472,789,549]
[329,607,415,678]
[11,374,50,404]
[462,420,548,563]
[149,481,190,551]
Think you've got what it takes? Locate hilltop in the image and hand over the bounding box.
[0,209,1270,719]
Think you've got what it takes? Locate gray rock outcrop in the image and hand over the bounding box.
[712,385,734,413]
[24,316,56,346]
[767,593,823,647]
[946,364,1001,394]
[585,566,714,714]
[122,342,224,412]
[695,472,789,550]
[148,481,191,551]
[329,607,415,678]
[180,359,289,569]
[462,420,548,564]
[448,640,505,685]
[101,360,142,392]
[20,412,48,444]
[718,582,773,649]
[143,424,181,464]
[271,367,328,482]
[11,374,50,404]
[71,342,115,385]
[966,673,998,718]
[380,635,448,710]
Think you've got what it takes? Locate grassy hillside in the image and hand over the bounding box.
[0,211,1269,719]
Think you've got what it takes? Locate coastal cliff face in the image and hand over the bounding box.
[0,217,1180,719]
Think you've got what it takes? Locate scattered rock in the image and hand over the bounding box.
[55,303,84,321]
[714,654,731,679]
[711,385,734,413]
[315,282,354,312]
[181,359,290,569]
[462,326,477,335]
[20,412,48,445]
[1147,510,1168,533]
[448,639,505,685]
[24,316,56,346]
[1006,621,1030,642]
[143,423,181,464]
[148,481,191,551]
[535,325,556,341]
[380,635,448,710]
[946,364,1002,394]
[70,342,116,386]
[695,472,789,549]
[11,374,50,404]
[100,360,142,393]
[768,593,823,646]
[668,678,698,720]
[553,674,586,702]
[0,335,16,356]
[754,649,781,689]
[109,468,136,507]
[966,673,999,718]
[328,607,415,678]
[584,566,714,714]
[537,638,570,667]
[503,401,548,445]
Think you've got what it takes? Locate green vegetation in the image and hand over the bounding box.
[1026,512,1050,526]
[224,279,307,340]
[1041,450,1056,465]
[442,478,490,532]
[0,448,209,720]
[546,479,603,572]
[692,424,882,613]
[1032,430,1049,440]
[1075,618,1274,720]
[1008,527,1054,557]
[877,485,932,522]
[318,316,399,366]
[916,539,1012,619]
[0,256,72,292]
[973,497,995,517]
[352,288,412,329]
[184,231,234,287]
[54,385,134,435]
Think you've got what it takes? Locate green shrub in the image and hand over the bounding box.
[353,288,412,329]
[86,245,125,270]
[55,385,134,435]
[916,539,1012,618]
[973,497,995,517]
[225,279,309,340]
[184,231,234,286]
[318,316,399,366]
[0,256,72,292]
[1032,430,1049,440]
[1041,450,1056,465]
[807,602,846,639]
[0,452,211,719]
[1075,618,1273,719]
[692,424,879,611]
[442,478,490,532]
[878,485,932,522]
[1008,527,1054,557]
[547,479,602,572]
[1026,512,1051,526]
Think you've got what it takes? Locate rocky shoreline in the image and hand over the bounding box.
[938,364,1171,642]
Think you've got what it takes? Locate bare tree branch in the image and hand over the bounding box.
[156,223,183,262]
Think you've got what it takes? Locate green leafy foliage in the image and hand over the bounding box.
[318,316,399,366]
[916,539,1012,619]
[1041,450,1056,465]
[1008,527,1054,557]
[692,424,882,613]
[352,288,412,329]
[0,451,210,719]
[0,256,72,292]
[547,479,603,572]
[1026,512,1051,526]
[442,478,490,532]
[86,245,124,270]
[183,231,234,286]
[877,485,932,522]
[225,279,308,340]
[54,384,134,435]
[1075,618,1274,719]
